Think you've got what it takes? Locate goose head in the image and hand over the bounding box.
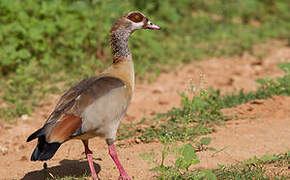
[110,11,161,34]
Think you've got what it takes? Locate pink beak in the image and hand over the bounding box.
[145,20,161,30]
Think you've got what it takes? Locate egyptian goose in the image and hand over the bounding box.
[26,11,160,180]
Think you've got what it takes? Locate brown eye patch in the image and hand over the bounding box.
[127,12,144,23]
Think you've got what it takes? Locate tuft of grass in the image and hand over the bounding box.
[219,62,290,108]
[213,152,290,180]
[118,62,290,143]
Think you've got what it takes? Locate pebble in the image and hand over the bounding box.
[158,100,169,105]
[21,114,29,121]
[0,147,8,155]
[251,99,264,105]
[134,138,141,144]
[20,156,28,161]
[152,87,164,94]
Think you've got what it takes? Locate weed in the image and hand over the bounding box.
[140,138,216,179]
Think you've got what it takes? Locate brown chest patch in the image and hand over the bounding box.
[48,114,82,143]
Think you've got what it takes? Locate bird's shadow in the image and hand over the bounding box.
[21,159,100,180]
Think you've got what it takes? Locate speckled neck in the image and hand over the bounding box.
[110,30,132,63]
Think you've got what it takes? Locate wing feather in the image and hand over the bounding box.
[41,76,125,143]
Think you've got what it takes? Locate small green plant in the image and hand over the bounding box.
[174,144,200,171]
[140,138,217,180]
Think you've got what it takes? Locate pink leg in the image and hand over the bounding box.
[83,140,98,180]
[109,144,131,180]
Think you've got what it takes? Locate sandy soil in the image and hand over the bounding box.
[0,41,289,179]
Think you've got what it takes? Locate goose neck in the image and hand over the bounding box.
[110,30,132,63]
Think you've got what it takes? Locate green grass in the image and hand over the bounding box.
[118,62,290,143]
[0,0,290,120]
[146,144,290,180]
[213,152,290,180]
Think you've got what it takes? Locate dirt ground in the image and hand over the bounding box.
[0,41,289,179]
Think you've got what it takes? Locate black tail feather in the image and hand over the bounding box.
[27,128,45,142]
[31,136,61,161]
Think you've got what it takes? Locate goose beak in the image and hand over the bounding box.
[145,20,161,30]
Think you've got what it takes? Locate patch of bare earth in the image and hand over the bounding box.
[0,42,289,180]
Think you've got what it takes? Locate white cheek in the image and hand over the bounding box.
[132,21,144,30]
